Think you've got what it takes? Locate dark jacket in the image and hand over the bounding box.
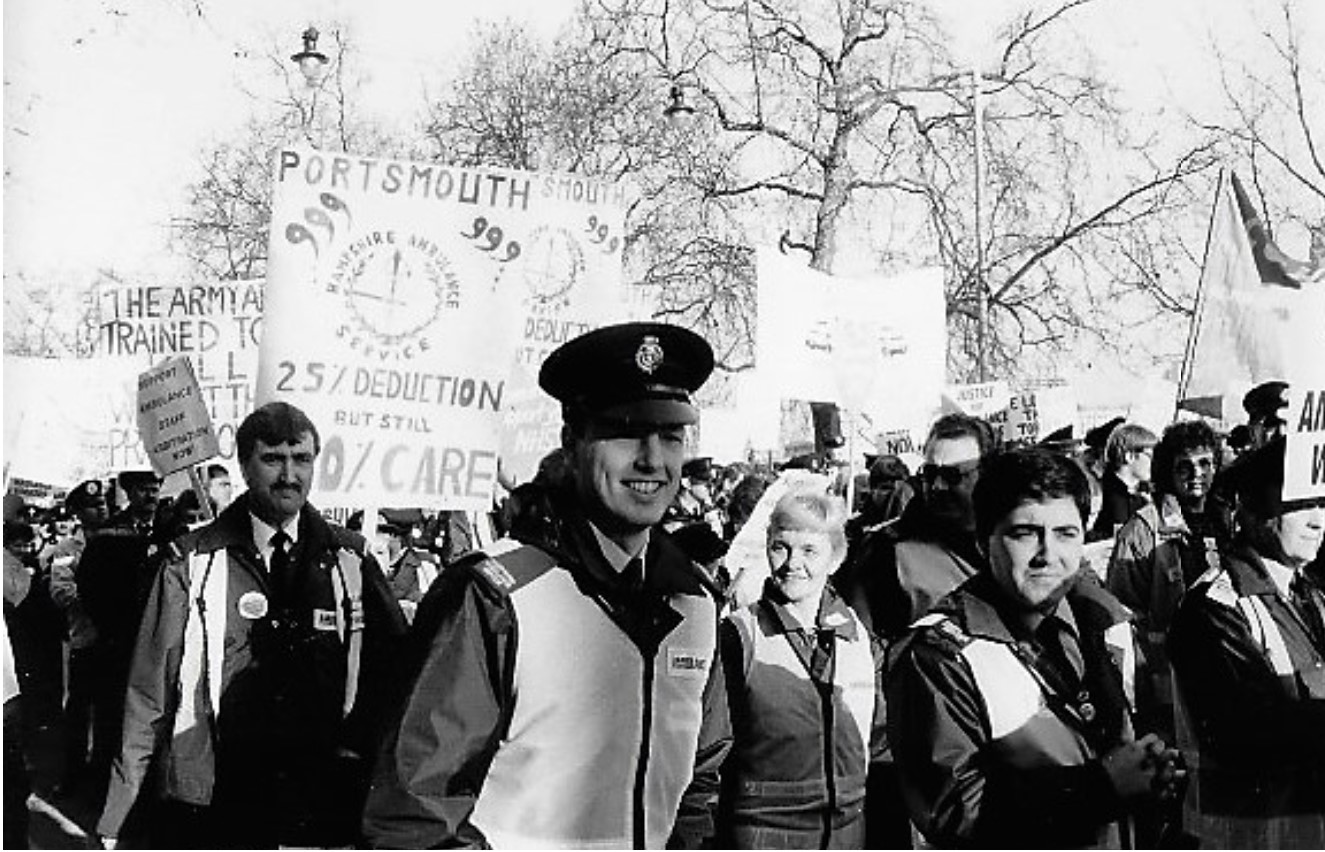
[97,495,407,847]
[76,511,158,660]
[363,483,731,849]
[888,572,1136,848]
[1089,472,1148,543]
[1167,543,1325,845]
[838,499,983,640]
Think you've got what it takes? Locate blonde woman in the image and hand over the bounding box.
[717,488,885,848]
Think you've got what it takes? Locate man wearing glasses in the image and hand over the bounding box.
[840,413,997,640]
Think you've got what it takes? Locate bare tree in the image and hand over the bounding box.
[586,0,1218,380]
[171,24,404,281]
[3,269,103,358]
[1193,0,1324,272]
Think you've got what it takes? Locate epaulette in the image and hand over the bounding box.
[329,524,368,555]
[912,612,973,653]
[456,551,518,594]
[1204,570,1239,608]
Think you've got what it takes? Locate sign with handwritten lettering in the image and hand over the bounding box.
[136,355,220,476]
[263,148,630,508]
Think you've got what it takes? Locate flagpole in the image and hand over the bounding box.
[1173,169,1225,423]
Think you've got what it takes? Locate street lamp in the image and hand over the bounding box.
[663,82,695,126]
[290,26,328,88]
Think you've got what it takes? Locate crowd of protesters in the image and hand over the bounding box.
[2,349,1322,848]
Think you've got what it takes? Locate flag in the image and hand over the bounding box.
[1176,171,1300,419]
[1228,171,1316,289]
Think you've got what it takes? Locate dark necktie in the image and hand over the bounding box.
[269,530,291,600]
[622,556,645,594]
[1036,617,1082,694]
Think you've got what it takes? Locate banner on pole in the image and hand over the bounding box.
[753,249,945,459]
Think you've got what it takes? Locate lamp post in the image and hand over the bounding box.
[290,26,329,143]
[971,67,989,382]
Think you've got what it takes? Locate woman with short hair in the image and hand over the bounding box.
[717,487,886,848]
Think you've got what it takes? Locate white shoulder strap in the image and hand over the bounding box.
[1236,595,1295,677]
[333,549,365,716]
[174,548,225,737]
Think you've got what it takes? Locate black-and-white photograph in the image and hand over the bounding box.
[3,0,1323,847]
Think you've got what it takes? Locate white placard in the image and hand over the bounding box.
[136,355,220,476]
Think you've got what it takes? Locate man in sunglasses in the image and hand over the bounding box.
[841,413,997,640]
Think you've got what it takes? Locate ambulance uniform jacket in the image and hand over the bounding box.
[718,582,885,848]
[97,495,407,848]
[1167,544,1325,848]
[888,573,1137,849]
[363,483,731,849]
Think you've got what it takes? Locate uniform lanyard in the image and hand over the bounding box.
[193,551,221,748]
[1004,631,1105,749]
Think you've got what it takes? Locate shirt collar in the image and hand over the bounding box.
[588,523,649,575]
[251,511,300,559]
[1261,554,1296,600]
[761,584,859,641]
[960,574,1079,643]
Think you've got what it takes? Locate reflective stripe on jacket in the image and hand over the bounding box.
[888,573,1134,849]
[1168,546,1325,847]
[363,490,731,851]
[719,585,881,847]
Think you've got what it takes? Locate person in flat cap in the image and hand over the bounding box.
[365,321,731,849]
[96,402,406,848]
[40,479,109,790]
[1168,436,1325,846]
[1242,380,1290,450]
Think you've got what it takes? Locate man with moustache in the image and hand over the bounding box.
[840,413,997,639]
[364,322,730,849]
[96,402,406,849]
[889,448,1185,848]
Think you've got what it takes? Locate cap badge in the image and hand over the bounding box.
[635,335,664,375]
[86,482,101,496]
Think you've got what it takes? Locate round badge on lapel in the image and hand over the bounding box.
[238,590,269,620]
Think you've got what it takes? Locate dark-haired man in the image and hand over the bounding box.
[841,413,996,639]
[889,448,1184,848]
[96,402,406,849]
[365,322,730,849]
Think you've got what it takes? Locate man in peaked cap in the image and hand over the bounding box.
[1242,380,1290,449]
[366,322,731,849]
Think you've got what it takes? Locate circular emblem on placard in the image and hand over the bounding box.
[331,234,460,360]
[635,335,664,375]
[520,226,583,309]
[238,590,269,620]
